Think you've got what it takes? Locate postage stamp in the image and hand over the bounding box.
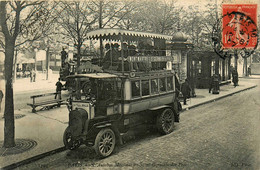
[222,4,258,49]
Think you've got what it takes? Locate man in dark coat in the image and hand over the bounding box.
[0,89,3,112]
[209,74,220,94]
[61,48,68,68]
[55,78,63,99]
[232,69,239,87]
[181,79,191,105]
[248,66,251,76]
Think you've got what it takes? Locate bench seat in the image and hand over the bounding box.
[27,99,65,113]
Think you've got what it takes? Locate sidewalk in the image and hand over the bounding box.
[0,71,60,94]
[0,77,258,169]
[181,78,257,110]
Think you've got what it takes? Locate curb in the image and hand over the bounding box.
[181,85,257,111]
[1,147,66,170]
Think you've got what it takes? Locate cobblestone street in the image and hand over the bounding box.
[16,79,260,170]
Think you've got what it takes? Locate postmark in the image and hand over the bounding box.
[212,4,258,59]
[222,4,258,49]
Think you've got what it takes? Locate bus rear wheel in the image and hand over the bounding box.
[156,108,174,135]
[94,128,116,158]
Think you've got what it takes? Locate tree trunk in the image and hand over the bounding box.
[4,42,15,148]
[215,56,219,75]
[234,50,238,70]
[13,49,18,83]
[77,45,81,73]
[244,57,248,76]
[46,47,49,80]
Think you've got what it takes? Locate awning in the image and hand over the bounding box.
[17,54,35,64]
[67,73,118,79]
[86,28,173,41]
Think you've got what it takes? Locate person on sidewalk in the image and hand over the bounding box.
[32,69,36,82]
[55,78,63,100]
[232,69,239,87]
[209,74,220,94]
[248,66,251,76]
[29,69,33,82]
[181,79,191,105]
[0,89,3,112]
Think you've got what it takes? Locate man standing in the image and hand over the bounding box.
[209,74,220,94]
[181,79,191,105]
[55,78,63,100]
[0,89,3,112]
[61,48,68,68]
[232,69,239,87]
[248,66,251,76]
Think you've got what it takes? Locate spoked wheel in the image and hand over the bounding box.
[156,108,175,135]
[94,128,116,158]
[63,127,81,150]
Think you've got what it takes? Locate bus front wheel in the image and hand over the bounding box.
[94,128,116,158]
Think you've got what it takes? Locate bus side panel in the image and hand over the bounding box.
[126,93,175,114]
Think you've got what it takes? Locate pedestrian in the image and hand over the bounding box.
[31,69,36,82]
[55,78,63,100]
[175,74,181,98]
[61,48,68,68]
[209,74,220,94]
[232,69,239,87]
[248,66,251,76]
[29,69,33,82]
[181,79,191,105]
[0,89,3,112]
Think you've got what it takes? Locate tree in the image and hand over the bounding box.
[56,1,98,69]
[180,5,209,50]
[0,1,56,148]
[128,0,180,34]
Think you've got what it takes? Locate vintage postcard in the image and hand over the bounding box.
[0,0,259,169]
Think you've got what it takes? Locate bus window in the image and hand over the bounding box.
[167,76,173,91]
[151,79,158,94]
[131,80,140,98]
[141,80,149,96]
[159,77,166,92]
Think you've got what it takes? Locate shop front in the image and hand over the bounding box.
[187,51,231,89]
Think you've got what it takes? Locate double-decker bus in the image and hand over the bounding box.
[63,29,181,158]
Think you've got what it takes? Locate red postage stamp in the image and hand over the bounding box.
[222,4,258,49]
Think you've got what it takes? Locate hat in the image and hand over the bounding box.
[112,43,120,48]
[105,43,110,49]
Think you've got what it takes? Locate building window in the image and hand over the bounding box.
[211,60,215,76]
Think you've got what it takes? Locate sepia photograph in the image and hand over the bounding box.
[0,0,259,169]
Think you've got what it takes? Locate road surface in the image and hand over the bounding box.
[15,78,260,169]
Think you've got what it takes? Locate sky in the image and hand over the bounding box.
[175,0,260,11]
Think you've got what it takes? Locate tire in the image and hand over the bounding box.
[63,127,81,150]
[156,108,175,135]
[94,128,116,158]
